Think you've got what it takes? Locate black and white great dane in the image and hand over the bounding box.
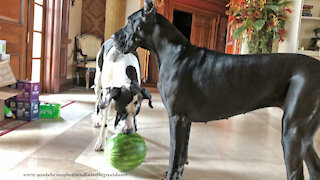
[93,39,153,151]
[112,0,320,179]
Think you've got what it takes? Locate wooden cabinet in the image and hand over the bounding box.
[0,0,28,80]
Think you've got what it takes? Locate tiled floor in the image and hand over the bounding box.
[1,87,320,180]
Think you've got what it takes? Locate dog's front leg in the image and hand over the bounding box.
[93,99,102,128]
[166,115,191,180]
[94,104,111,151]
[181,121,191,166]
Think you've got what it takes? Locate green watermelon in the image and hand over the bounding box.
[105,133,146,171]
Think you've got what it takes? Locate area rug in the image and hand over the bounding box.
[0,100,76,137]
[40,100,76,108]
[0,119,29,136]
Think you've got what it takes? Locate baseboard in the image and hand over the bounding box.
[60,78,75,92]
[142,83,157,88]
[76,77,94,88]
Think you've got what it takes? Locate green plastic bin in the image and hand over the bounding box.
[40,103,61,119]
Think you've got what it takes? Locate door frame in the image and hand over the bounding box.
[26,0,46,91]
[43,0,70,93]
[168,1,220,50]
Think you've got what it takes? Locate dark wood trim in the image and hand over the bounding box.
[142,83,158,88]
[43,0,71,93]
[170,0,228,16]
[59,0,70,81]
[44,0,54,93]
[35,2,43,6]
[51,0,63,93]
[168,1,220,22]
[212,15,220,50]
[202,0,229,6]
[26,0,34,81]
[40,0,47,92]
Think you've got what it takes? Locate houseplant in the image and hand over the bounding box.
[226,0,291,53]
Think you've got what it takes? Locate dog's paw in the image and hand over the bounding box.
[163,171,180,180]
[93,121,101,128]
[94,139,104,151]
[164,167,184,180]
[177,166,184,179]
[94,144,104,151]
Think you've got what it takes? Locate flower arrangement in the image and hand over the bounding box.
[226,0,291,53]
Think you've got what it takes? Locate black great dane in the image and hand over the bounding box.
[112,0,320,179]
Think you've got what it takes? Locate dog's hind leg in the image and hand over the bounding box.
[281,112,305,180]
[304,142,320,180]
[94,102,111,151]
[93,70,102,128]
[281,74,320,180]
[302,106,320,179]
[166,116,191,180]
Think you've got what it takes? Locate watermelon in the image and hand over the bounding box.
[105,133,146,171]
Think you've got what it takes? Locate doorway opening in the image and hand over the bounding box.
[172,10,192,40]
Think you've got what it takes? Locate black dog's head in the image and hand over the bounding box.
[100,85,153,134]
[112,0,156,54]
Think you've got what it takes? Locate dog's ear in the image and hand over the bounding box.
[100,88,121,109]
[143,0,156,17]
[141,88,153,108]
[114,114,121,129]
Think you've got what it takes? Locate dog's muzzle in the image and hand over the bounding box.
[122,128,134,134]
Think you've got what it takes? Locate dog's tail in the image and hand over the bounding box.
[97,45,104,72]
[94,45,104,92]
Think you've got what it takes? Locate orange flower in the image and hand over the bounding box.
[242,11,248,17]
[254,11,260,18]
[268,20,275,29]
[278,29,286,36]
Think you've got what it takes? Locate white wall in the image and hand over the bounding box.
[125,0,148,81]
[278,0,302,53]
[67,0,83,79]
[125,0,141,23]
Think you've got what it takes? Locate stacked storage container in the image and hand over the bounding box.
[6,80,40,121]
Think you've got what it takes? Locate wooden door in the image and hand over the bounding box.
[190,14,218,50]
[0,0,29,80]
[44,0,70,93]
[59,0,71,90]
[168,2,220,50]
[146,1,225,86]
